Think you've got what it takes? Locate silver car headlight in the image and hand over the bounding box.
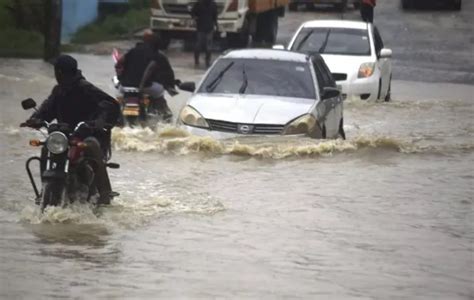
[179,106,209,129]
[46,132,68,154]
[283,114,317,135]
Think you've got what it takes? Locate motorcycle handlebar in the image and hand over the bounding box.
[20,119,46,129]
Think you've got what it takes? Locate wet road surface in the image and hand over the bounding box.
[1,2,473,299]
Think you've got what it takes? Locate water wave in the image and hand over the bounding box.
[111,126,443,159]
[20,193,225,227]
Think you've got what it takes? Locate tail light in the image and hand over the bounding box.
[227,0,238,12]
[151,0,161,9]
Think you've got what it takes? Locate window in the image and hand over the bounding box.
[373,26,384,56]
[292,27,371,56]
[312,57,335,91]
[199,59,316,99]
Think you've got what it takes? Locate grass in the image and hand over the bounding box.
[0,0,44,58]
[71,9,149,44]
[0,28,44,58]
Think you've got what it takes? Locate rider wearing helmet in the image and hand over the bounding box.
[115,30,176,122]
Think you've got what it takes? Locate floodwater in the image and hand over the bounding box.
[0,56,473,299]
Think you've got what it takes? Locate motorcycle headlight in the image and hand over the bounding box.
[46,132,68,154]
[283,114,317,135]
[358,62,375,78]
[179,106,209,129]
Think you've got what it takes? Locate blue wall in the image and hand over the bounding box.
[62,0,98,42]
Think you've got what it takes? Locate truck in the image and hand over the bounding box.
[288,0,360,11]
[150,0,289,49]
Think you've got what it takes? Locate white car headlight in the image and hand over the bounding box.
[283,114,317,135]
[46,132,68,154]
[358,62,375,78]
[179,106,209,129]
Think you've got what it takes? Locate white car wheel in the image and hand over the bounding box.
[384,76,392,102]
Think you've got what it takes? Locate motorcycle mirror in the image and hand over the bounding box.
[21,98,37,110]
[179,81,196,93]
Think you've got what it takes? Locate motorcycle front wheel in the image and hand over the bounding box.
[40,181,64,211]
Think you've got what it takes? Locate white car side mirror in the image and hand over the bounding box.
[272,44,285,50]
[379,48,392,58]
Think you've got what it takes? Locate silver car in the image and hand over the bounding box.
[178,49,345,139]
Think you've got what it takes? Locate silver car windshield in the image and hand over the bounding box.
[199,59,316,99]
[292,27,371,56]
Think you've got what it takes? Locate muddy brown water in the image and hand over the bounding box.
[0,56,473,299]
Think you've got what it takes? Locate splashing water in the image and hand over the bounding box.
[111,126,436,159]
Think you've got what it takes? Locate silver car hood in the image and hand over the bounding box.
[188,94,315,125]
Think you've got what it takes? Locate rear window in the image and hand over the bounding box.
[291,27,371,56]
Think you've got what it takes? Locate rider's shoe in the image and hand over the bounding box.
[98,191,120,205]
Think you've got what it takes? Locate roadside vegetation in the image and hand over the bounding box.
[0,0,44,57]
[0,0,150,57]
[71,0,150,44]
[71,9,149,44]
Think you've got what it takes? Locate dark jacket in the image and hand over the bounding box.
[32,72,120,129]
[152,51,176,88]
[191,0,218,33]
[117,43,175,88]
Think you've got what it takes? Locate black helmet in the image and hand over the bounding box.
[54,55,78,75]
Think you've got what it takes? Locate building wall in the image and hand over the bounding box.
[61,0,98,42]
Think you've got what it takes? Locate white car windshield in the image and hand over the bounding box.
[292,27,371,56]
[199,58,316,99]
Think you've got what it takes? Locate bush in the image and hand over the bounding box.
[71,9,149,44]
[0,28,44,57]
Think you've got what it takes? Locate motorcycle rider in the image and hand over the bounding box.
[115,30,176,122]
[23,55,121,205]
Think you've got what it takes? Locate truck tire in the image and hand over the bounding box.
[402,0,412,9]
[41,181,64,211]
[227,32,250,49]
[335,0,348,11]
[254,13,267,44]
[289,3,298,11]
[183,37,195,52]
[254,11,278,45]
[154,31,170,50]
[266,12,279,44]
[453,0,461,10]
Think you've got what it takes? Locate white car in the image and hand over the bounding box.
[286,20,392,102]
[178,49,345,139]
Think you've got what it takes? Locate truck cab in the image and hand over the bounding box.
[150,0,288,49]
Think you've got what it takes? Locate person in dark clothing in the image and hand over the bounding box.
[360,0,376,23]
[115,30,175,121]
[191,0,218,68]
[24,55,121,204]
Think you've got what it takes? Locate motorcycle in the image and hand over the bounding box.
[112,48,179,128]
[112,76,178,128]
[20,98,120,211]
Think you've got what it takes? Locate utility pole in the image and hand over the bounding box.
[43,0,62,62]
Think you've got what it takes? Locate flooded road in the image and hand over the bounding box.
[1,54,473,299]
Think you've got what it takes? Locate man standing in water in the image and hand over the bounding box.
[360,0,376,23]
[191,0,218,68]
